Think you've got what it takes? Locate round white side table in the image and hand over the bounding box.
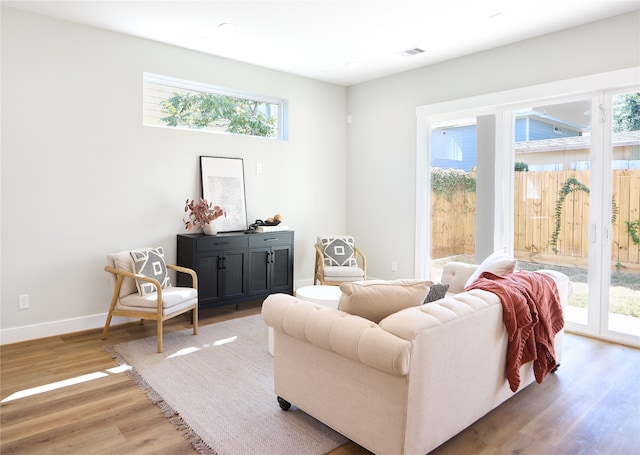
[295,285,342,309]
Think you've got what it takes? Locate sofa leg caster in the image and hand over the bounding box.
[551,363,560,373]
[277,396,291,411]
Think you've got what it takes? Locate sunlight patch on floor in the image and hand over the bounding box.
[2,372,108,403]
[2,365,133,403]
[2,335,244,402]
[166,335,238,359]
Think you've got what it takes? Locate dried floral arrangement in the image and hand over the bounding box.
[184,198,226,231]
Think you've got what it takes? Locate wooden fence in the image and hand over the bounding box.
[431,169,640,270]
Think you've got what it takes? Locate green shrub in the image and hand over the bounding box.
[431,168,476,199]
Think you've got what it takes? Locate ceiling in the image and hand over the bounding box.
[3,1,639,86]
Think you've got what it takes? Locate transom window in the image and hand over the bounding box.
[143,73,287,140]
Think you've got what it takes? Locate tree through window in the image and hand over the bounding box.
[143,73,286,139]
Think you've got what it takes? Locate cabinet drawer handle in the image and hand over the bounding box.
[264,238,278,242]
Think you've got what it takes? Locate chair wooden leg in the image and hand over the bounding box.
[157,320,163,353]
[103,275,123,341]
[101,312,113,340]
[102,288,121,341]
[193,306,198,335]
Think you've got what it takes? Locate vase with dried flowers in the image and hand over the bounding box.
[184,198,226,235]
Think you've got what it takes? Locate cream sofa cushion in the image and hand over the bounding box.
[441,262,477,294]
[338,279,432,323]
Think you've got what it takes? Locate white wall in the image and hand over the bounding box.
[346,11,640,280]
[2,8,639,344]
[0,7,347,342]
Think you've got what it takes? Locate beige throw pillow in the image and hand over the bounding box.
[338,279,433,323]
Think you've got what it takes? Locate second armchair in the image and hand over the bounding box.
[314,235,366,285]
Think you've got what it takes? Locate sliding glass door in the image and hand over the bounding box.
[417,69,640,346]
[510,92,640,345]
[428,117,477,282]
[605,90,640,340]
[511,99,593,329]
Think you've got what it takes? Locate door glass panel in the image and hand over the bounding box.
[512,100,592,327]
[429,118,477,281]
[608,92,640,337]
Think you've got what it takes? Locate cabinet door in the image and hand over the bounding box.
[247,245,293,295]
[221,249,246,299]
[197,254,222,304]
[247,248,270,295]
[270,245,293,293]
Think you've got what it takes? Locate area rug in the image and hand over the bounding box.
[106,314,348,455]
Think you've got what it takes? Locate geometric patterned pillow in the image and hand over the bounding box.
[129,247,172,296]
[424,283,449,303]
[318,235,357,267]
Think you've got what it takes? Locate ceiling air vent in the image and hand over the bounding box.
[399,47,425,57]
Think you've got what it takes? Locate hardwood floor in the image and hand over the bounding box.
[1,303,638,455]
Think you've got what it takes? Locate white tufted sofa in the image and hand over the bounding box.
[262,262,571,455]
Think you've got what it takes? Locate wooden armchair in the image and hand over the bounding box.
[314,235,366,286]
[102,248,198,353]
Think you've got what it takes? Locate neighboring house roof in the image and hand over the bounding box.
[515,130,640,153]
[515,110,587,131]
[433,111,587,131]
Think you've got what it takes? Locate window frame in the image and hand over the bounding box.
[143,72,288,140]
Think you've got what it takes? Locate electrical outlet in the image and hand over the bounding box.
[391,261,398,272]
[256,163,262,174]
[19,294,29,310]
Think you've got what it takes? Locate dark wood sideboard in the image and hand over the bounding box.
[176,231,294,310]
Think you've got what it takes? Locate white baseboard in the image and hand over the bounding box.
[0,314,135,346]
[2,278,317,346]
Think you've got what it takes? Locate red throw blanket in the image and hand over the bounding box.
[465,271,564,392]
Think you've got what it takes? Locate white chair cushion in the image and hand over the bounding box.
[116,296,197,317]
[118,287,197,310]
[323,265,364,278]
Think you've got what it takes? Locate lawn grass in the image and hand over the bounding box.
[516,261,640,318]
[432,255,640,319]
